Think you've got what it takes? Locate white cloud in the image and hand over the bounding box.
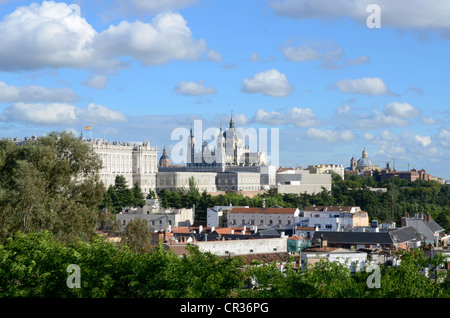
[383,102,421,119]
[206,50,222,62]
[82,73,109,89]
[352,102,421,129]
[270,0,450,31]
[76,103,128,124]
[281,39,369,70]
[174,81,217,96]
[336,104,352,116]
[346,55,370,66]
[415,135,431,147]
[1,102,127,125]
[116,0,198,15]
[252,107,321,127]
[0,2,209,71]
[0,81,78,102]
[1,102,77,125]
[332,77,395,96]
[437,128,450,148]
[94,12,207,66]
[282,44,322,62]
[242,69,293,97]
[0,1,96,71]
[421,116,437,125]
[306,127,354,143]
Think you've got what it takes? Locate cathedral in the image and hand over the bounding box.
[347,148,380,176]
[186,112,268,172]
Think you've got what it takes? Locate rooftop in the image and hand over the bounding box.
[230,207,298,214]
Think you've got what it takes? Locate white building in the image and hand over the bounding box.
[87,138,158,194]
[155,171,218,193]
[207,205,254,227]
[273,169,331,195]
[228,207,299,230]
[307,164,345,179]
[216,171,262,192]
[116,198,194,231]
[193,237,287,257]
[295,206,369,234]
[301,247,368,273]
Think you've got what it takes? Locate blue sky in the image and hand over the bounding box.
[0,0,450,180]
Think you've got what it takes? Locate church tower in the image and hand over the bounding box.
[187,124,195,165]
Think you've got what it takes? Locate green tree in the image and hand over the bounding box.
[132,182,146,207]
[0,131,104,242]
[121,218,153,254]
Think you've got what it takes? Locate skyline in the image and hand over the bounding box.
[0,1,449,179]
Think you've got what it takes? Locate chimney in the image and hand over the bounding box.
[427,214,431,222]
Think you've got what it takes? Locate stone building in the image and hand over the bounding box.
[116,198,194,231]
[87,138,158,194]
[272,168,332,195]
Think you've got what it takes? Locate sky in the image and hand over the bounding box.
[0,0,450,180]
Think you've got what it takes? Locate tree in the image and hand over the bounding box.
[132,182,146,207]
[121,218,153,254]
[110,175,134,213]
[0,131,104,242]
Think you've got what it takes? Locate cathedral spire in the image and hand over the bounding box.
[229,111,235,128]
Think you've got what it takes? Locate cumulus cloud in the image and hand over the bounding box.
[174,80,217,96]
[383,102,421,119]
[242,69,293,97]
[270,0,450,33]
[94,12,207,66]
[1,102,77,125]
[415,135,432,147]
[281,39,369,70]
[351,102,421,129]
[306,127,354,143]
[1,102,127,125]
[82,73,109,89]
[76,103,128,124]
[421,116,437,125]
[331,77,395,96]
[0,1,96,71]
[0,81,78,102]
[0,2,210,71]
[252,107,321,127]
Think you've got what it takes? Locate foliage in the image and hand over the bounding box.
[1,232,448,298]
[0,131,104,243]
[100,176,146,213]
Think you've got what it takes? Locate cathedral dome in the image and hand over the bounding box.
[356,148,375,170]
[159,147,171,167]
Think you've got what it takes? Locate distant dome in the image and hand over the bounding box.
[159,147,171,167]
[356,148,375,170]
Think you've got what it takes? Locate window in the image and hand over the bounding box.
[278,220,282,225]
[269,220,273,225]
[325,224,332,229]
[287,220,291,225]
[159,220,162,225]
[260,220,264,225]
[242,219,245,225]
